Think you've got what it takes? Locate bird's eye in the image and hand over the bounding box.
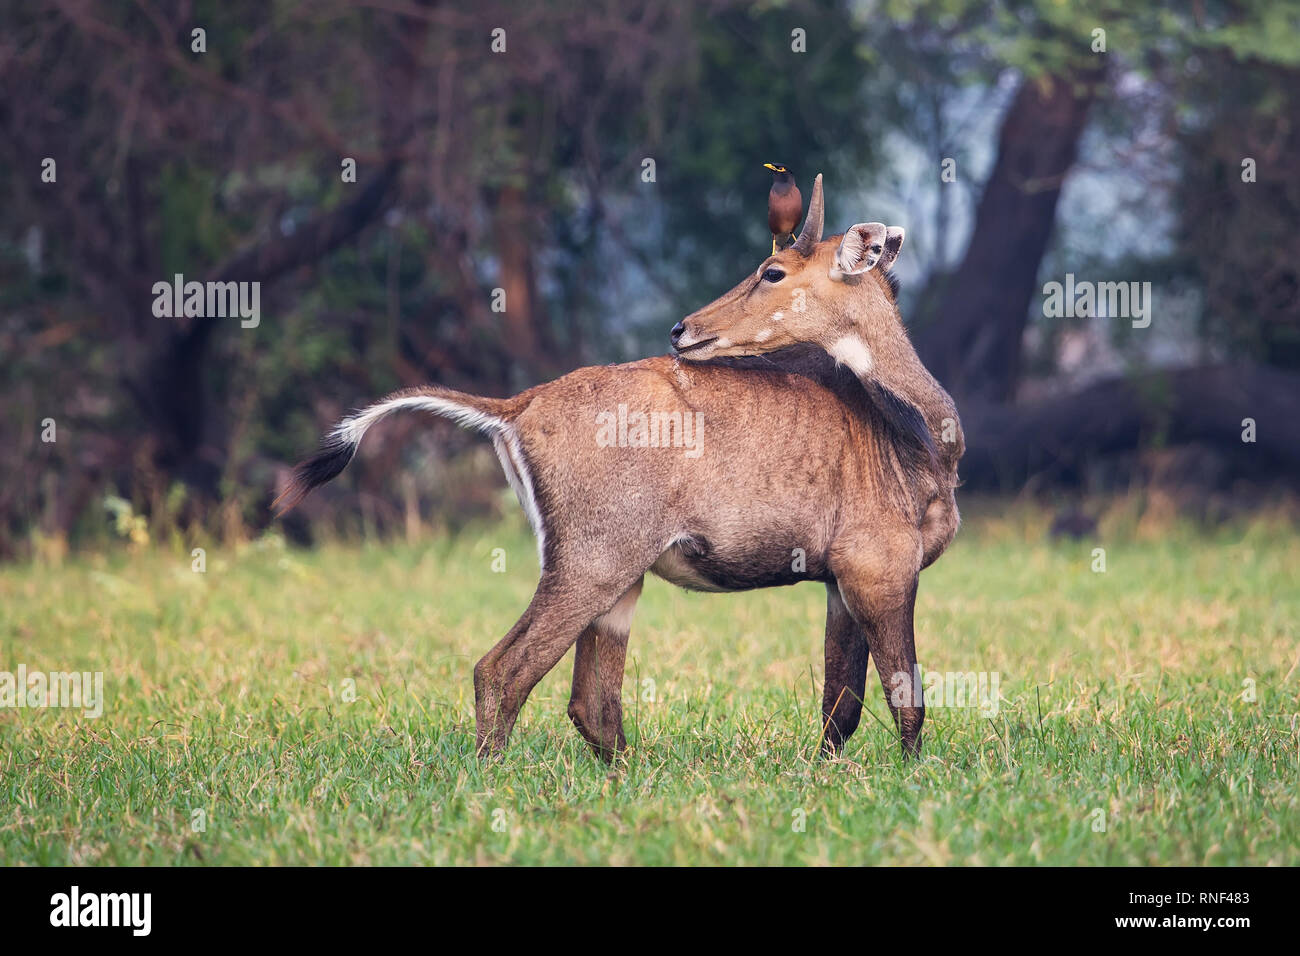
[762,268,785,283]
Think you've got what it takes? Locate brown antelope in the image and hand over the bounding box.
[277,174,964,761]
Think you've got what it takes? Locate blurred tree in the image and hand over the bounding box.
[0,0,890,551]
[1173,57,1300,369]
[914,66,1103,402]
[2,0,1299,554]
[892,0,1300,486]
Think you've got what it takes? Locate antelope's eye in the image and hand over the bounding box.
[761,268,785,283]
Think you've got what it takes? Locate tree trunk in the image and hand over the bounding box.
[492,185,550,379]
[915,70,1101,402]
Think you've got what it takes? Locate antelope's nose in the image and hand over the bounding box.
[670,321,686,346]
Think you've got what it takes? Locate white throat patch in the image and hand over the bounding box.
[828,335,874,376]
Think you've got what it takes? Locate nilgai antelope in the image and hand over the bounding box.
[277,174,964,761]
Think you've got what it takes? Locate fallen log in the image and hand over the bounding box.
[958,363,1300,489]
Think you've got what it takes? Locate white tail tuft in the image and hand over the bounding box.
[331,395,506,446]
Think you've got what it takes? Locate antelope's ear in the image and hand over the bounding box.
[830,222,889,280]
[880,226,905,269]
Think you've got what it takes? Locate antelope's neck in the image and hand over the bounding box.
[832,334,964,473]
[919,386,964,471]
[901,368,963,467]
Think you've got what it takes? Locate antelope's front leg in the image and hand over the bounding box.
[820,581,870,756]
[831,545,924,758]
[864,582,924,758]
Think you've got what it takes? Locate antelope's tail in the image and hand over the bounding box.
[273,386,517,516]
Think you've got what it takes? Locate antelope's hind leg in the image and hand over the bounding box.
[568,577,643,760]
[473,570,641,757]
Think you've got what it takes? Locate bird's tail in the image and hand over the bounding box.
[273,385,517,515]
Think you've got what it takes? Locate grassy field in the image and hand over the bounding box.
[1,504,1297,865]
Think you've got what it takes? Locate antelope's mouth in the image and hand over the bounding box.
[673,337,717,356]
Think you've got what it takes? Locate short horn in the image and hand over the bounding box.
[792,173,824,256]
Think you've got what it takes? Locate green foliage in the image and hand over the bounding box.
[102,495,149,546]
[158,164,237,275]
[644,2,893,305]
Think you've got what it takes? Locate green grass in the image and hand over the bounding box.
[1,507,1297,865]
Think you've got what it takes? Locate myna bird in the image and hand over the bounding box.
[764,163,802,254]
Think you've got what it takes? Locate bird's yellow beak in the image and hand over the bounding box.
[763,163,778,172]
